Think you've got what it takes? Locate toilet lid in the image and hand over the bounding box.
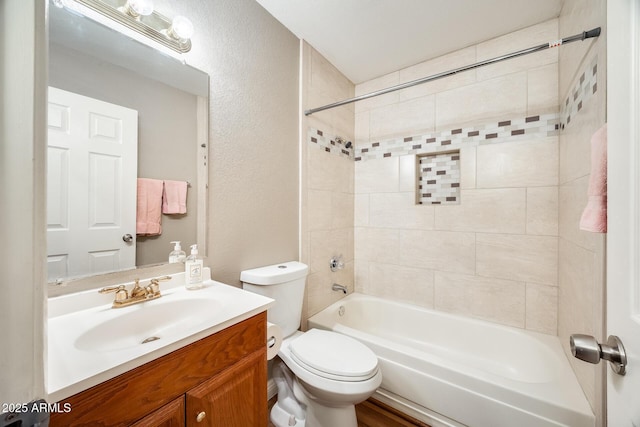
[289,329,378,381]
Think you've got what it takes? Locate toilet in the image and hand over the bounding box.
[241,261,381,427]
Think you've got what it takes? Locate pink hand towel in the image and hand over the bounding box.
[162,180,188,214]
[136,178,163,235]
[579,124,607,233]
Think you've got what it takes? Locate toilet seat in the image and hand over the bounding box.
[288,329,378,382]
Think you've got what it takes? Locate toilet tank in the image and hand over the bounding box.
[240,261,308,338]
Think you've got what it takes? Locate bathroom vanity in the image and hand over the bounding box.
[47,273,273,426]
[50,313,266,426]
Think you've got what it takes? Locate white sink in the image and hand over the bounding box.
[47,270,273,403]
[74,297,217,352]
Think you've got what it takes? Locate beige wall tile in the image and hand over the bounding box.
[368,263,435,308]
[354,260,369,293]
[398,229,475,274]
[558,0,606,98]
[308,190,333,231]
[476,138,559,188]
[308,147,343,192]
[476,233,558,285]
[528,63,559,115]
[354,193,369,227]
[355,71,400,113]
[309,229,350,275]
[434,271,525,328]
[307,271,346,317]
[399,154,416,192]
[476,19,558,82]
[369,95,436,140]
[398,47,477,101]
[354,227,400,264]
[557,237,599,410]
[460,146,477,189]
[355,111,370,144]
[435,188,526,234]
[525,283,558,334]
[559,93,599,184]
[435,72,527,130]
[355,156,399,194]
[331,191,354,230]
[559,176,599,251]
[527,186,559,236]
[370,192,434,230]
[310,47,354,106]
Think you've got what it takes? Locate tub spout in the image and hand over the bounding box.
[332,283,347,294]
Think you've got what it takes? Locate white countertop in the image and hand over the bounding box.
[47,270,273,402]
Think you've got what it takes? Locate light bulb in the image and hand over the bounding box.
[168,16,194,40]
[124,0,154,17]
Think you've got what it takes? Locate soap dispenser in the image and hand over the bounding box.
[169,241,186,263]
[185,244,203,290]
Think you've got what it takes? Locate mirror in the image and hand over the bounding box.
[47,4,208,284]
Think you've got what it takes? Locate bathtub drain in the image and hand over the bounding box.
[338,306,345,316]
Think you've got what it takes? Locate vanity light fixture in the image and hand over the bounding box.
[120,0,154,18]
[61,0,193,53]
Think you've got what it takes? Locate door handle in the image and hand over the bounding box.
[122,234,133,243]
[570,334,627,375]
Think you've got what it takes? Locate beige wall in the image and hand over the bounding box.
[49,44,199,267]
[153,0,301,286]
[300,42,355,326]
[557,0,607,423]
[354,20,561,334]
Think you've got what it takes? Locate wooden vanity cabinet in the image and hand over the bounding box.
[50,312,267,427]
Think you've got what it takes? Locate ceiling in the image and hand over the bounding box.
[255,0,564,84]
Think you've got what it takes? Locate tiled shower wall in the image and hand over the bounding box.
[557,0,607,422]
[300,42,355,326]
[354,19,561,334]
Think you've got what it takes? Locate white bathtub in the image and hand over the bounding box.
[307,293,594,427]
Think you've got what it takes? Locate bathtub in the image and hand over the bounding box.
[307,293,594,427]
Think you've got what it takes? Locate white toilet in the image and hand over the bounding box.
[241,261,381,427]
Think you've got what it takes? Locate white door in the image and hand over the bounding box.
[47,87,138,280]
[607,1,640,425]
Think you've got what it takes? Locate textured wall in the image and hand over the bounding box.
[153,0,300,286]
[557,0,607,423]
[354,20,561,334]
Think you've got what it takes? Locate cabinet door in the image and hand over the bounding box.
[186,348,267,427]
[131,396,185,427]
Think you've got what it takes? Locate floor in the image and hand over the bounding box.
[267,396,430,427]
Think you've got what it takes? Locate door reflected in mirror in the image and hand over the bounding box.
[47,4,208,282]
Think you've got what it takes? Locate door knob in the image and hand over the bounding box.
[122,234,133,243]
[570,334,627,375]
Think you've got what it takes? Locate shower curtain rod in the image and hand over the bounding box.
[304,27,601,116]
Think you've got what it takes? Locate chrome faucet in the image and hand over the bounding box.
[99,276,171,308]
[332,283,348,294]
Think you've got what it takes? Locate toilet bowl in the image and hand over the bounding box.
[241,262,381,427]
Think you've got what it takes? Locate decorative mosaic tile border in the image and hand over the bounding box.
[350,113,559,161]
[418,151,460,205]
[560,56,598,128]
[307,129,354,159]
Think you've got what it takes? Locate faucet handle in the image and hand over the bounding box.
[147,276,170,296]
[98,285,128,302]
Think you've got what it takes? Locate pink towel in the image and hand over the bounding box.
[162,180,188,214]
[579,124,607,233]
[136,178,163,235]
